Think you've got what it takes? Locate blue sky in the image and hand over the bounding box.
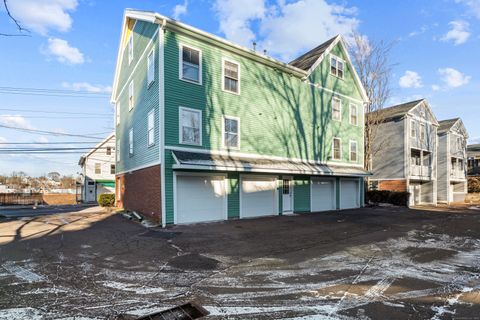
[0,0,478,176]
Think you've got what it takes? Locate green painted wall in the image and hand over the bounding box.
[227,172,240,219]
[293,176,311,212]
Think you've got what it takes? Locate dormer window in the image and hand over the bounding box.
[330,55,344,79]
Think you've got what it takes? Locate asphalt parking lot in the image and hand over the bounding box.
[1,204,480,319]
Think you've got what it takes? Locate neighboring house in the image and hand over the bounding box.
[369,99,439,206]
[78,133,116,203]
[437,118,469,203]
[111,9,369,226]
[0,184,13,193]
[467,144,480,176]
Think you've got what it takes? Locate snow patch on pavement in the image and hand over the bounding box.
[101,280,165,294]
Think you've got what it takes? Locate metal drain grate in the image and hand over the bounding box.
[134,302,209,320]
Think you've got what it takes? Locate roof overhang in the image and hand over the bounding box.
[171,150,371,177]
[407,99,439,126]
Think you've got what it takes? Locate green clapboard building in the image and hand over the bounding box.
[112,9,370,226]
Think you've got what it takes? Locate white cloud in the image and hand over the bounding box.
[441,20,470,45]
[399,71,423,88]
[0,115,34,130]
[213,0,266,47]
[173,0,188,20]
[7,0,78,35]
[213,0,359,61]
[438,67,471,88]
[61,82,112,93]
[431,84,441,91]
[46,38,84,64]
[455,0,480,19]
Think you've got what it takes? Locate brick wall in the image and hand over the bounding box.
[379,180,407,192]
[116,165,161,224]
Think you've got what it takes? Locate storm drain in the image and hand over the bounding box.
[135,302,209,320]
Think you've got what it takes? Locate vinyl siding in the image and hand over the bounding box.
[437,134,449,202]
[227,172,240,219]
[116,20,160,173]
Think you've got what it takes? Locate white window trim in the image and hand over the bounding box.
[128,81,134,111]
[332,97,342,122]
[116,102,121,126]
[411,119,416,138]
[332,137,342,161]
[349,140,358,162]
[116,140,121,162]
[179,106,202,146]
[222,115,240,150]
[147,109,155,147]
[147,46,155,87]
[349,103,358,126]
[129,128,134,156]
[95,163,101,175]
[179,44,202,85]
[330,54,345,79]
[128,34,133,64]
[221,57,241,95]
[420,123,426,141]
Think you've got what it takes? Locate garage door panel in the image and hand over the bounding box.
[241,177,277,218]
[176,175,226,224]
[311,178,335,212]
[340,180,359,210]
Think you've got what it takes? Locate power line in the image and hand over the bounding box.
[0,142,99,144]
[0,115,112,119]
[0,124,106,139]
[0,86,110,98]
[0,108,113,116]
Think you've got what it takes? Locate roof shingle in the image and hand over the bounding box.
[288,36,338,71]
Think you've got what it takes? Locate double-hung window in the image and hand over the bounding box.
[116,103,120,126]
[332,97,342,121]
[106,147,112,155]
[223,116,239,149]
[180,107,202,145]
[128,81,134,111]
[95,163,101,174]
[350,141,358,162]
[223,59,240,94]
[411,120,416,138]
[147,110,155,147]
[147,47,155,85]
[180,45,201,83]
[330,55,344,79]
[129,128,134,156]
[350,104,358,126]
[333,138,342,160]
[110,164,115,175]
[420,124,426,142]
[128,35,133,64]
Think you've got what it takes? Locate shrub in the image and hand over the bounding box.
[366,190,410,206]
[98,193,115,207]
[468,177,480,193]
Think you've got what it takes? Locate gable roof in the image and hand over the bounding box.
[438,118,469,137]
[289,36,337,71]
[369,99,424,122]
[78,133,115,166]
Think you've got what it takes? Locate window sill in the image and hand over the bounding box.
[222,88,240,96]
[179,141,202,147]
[179,77,202,86]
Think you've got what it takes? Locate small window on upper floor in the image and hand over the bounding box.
[95,163,101,175]
[222,59,240,94]
[148,109,155,147]
[330,55,344,79]
[411,120,416,138]
[180,107,202,146]
[332,97,342,121]
[147,47,155,86]
[106,147,112,156]
[332,138,342,160]
[129,128,134,156]
[223,116,240,149]
[116,102,121,126]
[128,34,133,64]
[350,104,358,126]
[128,81,134,111]
[350,141,358,162]
[110,164,115,175]
[420,124,426,141]
[180,45,201,84]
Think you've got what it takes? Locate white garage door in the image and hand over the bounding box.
[241,176,277,218]
[340,179,360,209]
[311,178,336,212]
[176,175,226,224]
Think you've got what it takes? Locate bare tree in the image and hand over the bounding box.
[348,33,395,173]
[1,0,30,37]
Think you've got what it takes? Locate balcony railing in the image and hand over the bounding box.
[411,165,432,178]
[450,169,465,179]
